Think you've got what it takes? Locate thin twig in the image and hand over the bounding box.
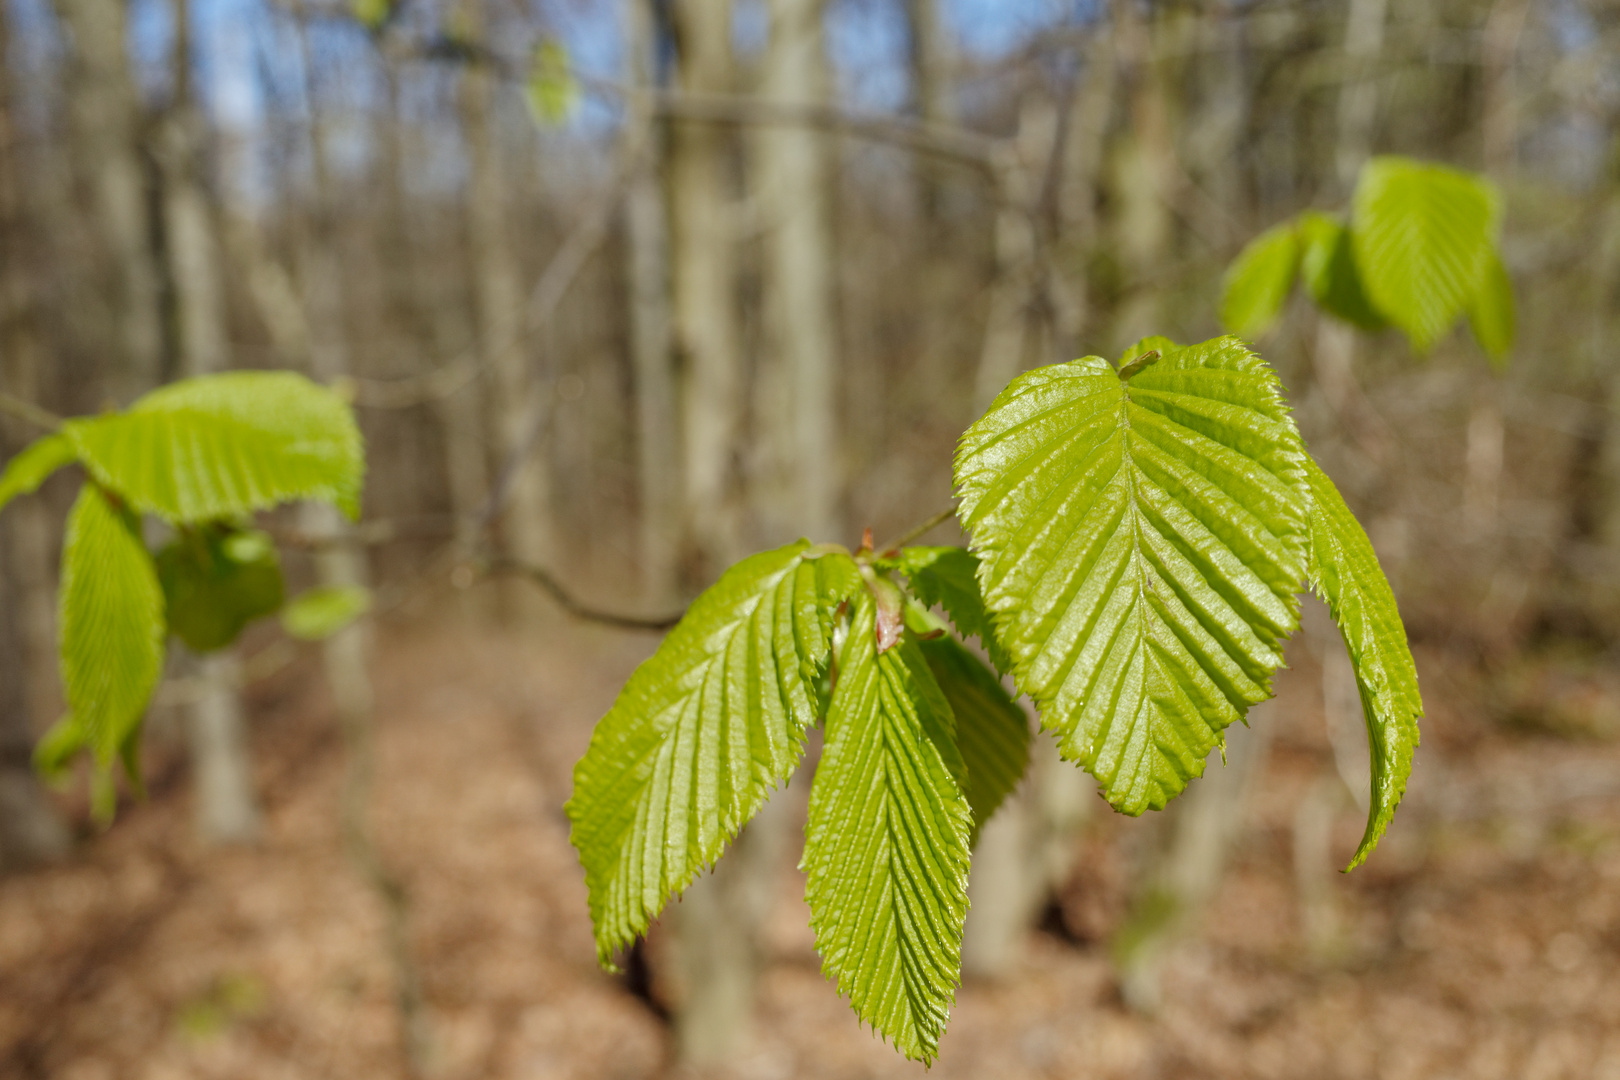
[878,507,959,554]
[480,556,685,631]
[0,391,61,432]
[351,138,643,410]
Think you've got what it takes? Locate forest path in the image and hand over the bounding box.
[2,619,1618,1080]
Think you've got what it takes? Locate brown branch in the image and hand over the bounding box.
[480,556,685,631]
[0,391,61,432]
[351,135,641,410]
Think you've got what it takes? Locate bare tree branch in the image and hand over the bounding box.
[478,556,685,631]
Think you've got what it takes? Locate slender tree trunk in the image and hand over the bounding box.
[0,553,70,872]
[1115,707,1275,1010]
[625,0,680,606]
[904,0,952,221]
[0,32,68,858]
[973,93,1058,411]
[1106,0,1176,350]
[52,0,165,402]
[1591,131,1620,627]
[670,0,744,576]
[1053,26,1116,360]
[1464,0,1528,568]
[902,0,966,397]
[0,3,62,730]
[661,0,760,1064]
[460,0,551,614]
[760,0,840,543]
[158,0,261,844]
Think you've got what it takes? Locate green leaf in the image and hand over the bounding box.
[1467,247,1515,367]
[352,0,390,30]
[803,594,972,1064]
[281,585,372,642]
[897,545,1011,673]
[1219,220,1301,339]
[63,371,365,524]
[157,525,285,653]
[955,336,1311,814]
[0,433,76,513]
[1297,211,1386,331]
[567,540,862,966]
[917,632,1029,841]
[1305,458,1422,869]
[33,714,88,784]
[59,484,166,772]
[525,38,578,126]
[1351,156,1500,353]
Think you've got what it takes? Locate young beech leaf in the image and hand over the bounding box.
[59,485,166,774]
[567,541,861,966]
[1467,247,1516,368]
[1219,219,1301,339]
[63,371,365,523]
[898,545,1011,673]
[0,433,76,514]
[1297,211,1387,331]
[156,526,285,653]
[803,593,972,1064]
[281,585,372,642]
[1305,458,1422,868]
[955,335,1311,815]
[916,629,1030,843]
[1351,156,1499,354]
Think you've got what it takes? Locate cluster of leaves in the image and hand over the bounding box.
[0,372,368,815]
[567,335,1422,1062]
[1221,155,1515,363]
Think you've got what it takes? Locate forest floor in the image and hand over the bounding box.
[3,604,1620,1080]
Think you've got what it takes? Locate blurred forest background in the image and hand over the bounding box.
[4,0,1620,1077]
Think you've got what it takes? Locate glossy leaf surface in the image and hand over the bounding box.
[955,336,1310,814]
[917,632,1029,840]
[898,545,1010,673]
[803,594,971,1064]
[567,541,861,965]
[1305,458,1423,868]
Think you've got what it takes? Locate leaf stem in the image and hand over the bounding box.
[878,506,957,554]
[0,391,63,432]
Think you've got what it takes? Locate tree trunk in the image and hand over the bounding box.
[0,5,70,867]
[670,0,744,576]
[159,0,261,844]
[1105,0,1176,350]
[461,0,551,615]
[661,0,761,1064]
[1115,707,1275,1011]
[0,2,63,729]
[961,734,1094,980]
[759,0,840,543]
[52,0,165,402]
[904,0,952,221]
[973,93,1059,412]
[1052,27,1116,360]
[625,0,680,607]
